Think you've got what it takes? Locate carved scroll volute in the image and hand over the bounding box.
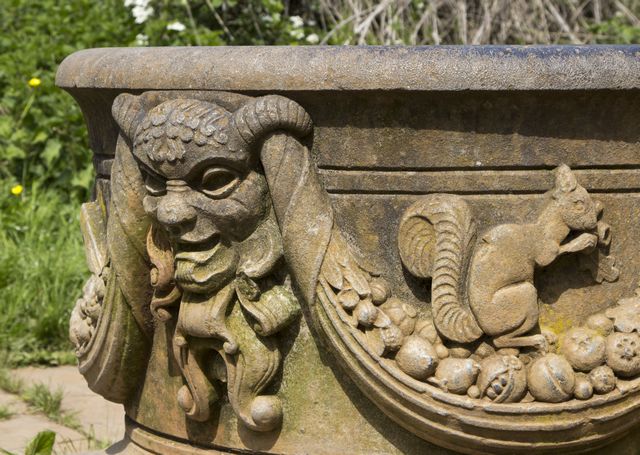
[69,127,153,404]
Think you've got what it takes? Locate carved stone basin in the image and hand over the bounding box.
[57,46,640,455]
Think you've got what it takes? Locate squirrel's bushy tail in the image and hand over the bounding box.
[398,194,483,343]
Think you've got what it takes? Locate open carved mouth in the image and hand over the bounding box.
[174,233,221,261]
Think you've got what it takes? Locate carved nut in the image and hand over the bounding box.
[432,358,480,395]
[586,313,614,336]
[370,278,390,305]
[380,325,405,352]
[527,354,576,403]
[353,299,378,328]
[338,288,360,311]
[574,373,594,400]
[448,344,473,359]
[435,343,449,359]
[473,342,496,360]
[380,297,417,336]
[560,327,606,372]
[476,355,527,403]
[414,318,440,344]
[395,336,438,380]
[606,332,640,377]
[589,365,616,394]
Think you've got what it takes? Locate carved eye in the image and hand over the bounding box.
[574,200,585,212]
[200,166,239,198]
[145,173,166,196]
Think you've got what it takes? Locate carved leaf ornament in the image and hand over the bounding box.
[69,91,640,454]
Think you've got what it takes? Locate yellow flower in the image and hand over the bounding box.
[28,77,41,88]
[10,184,23,196]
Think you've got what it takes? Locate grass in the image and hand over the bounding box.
[0,368,24,395]
[0,184,87,366]
[0,368,109,449]
[0,405,13,421]
[0,369,68,424]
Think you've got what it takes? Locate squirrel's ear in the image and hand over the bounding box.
[112,93,146,141]
[554,164,577,194]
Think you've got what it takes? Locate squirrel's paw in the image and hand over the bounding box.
[532,334,548,352]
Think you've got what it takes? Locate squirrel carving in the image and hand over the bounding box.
[398,165,601,350]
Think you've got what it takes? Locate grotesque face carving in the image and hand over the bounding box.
[133,99,269,247]
[111,93,313,294]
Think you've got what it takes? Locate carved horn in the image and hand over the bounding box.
[232,95,313,147]
[112,93,146,140]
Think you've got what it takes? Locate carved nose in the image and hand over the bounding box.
[156,192,197,237]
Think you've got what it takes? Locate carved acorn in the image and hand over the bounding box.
[527,354,576,403]
[430,358,480,395]
[395,336,439,380]
[606,332,640,377]
[560,327,606,372]
[476,355,527,403]
[370,277,390,305]
[589,365,616,394]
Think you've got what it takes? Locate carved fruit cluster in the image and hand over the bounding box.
[321,235,453,371]
[323,232,640,404]
[69,270,108,353]
[425,294,640,404]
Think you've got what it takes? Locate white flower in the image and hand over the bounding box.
[167,21,186,32]
[306,33,319,44]
[135,33,149,46]
[290,15,304,28]
[132,4,154,23]
[124,0,148,7]
[289,29,305,40]
[125,0,154,24]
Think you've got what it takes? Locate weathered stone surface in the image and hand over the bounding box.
[57,46,640,454]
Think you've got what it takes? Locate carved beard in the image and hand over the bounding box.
[174,238,239,294]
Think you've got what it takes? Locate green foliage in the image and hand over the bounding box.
[0,368,25,395]
[0,0,321,205]
[0,184,88,364]
[591,16,640,43]
[1,430,55,455]
[140,1,319,46]
[21,383,66,422]
[24,431,56,455]
[0,0,144,202]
